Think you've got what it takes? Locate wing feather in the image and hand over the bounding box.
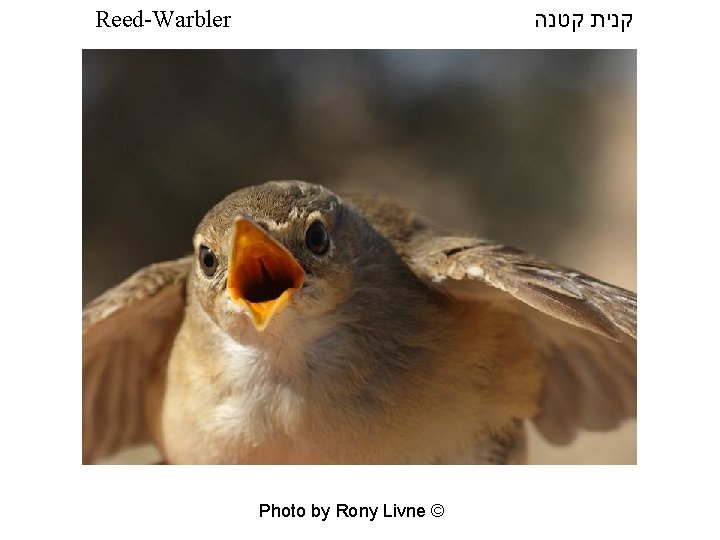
[410,237,637,445]
[409,236,636,341]
[82,257,191,463]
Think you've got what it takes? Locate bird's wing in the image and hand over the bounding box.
[344,195,636,446]
[409,234,636,445]
[82,257,191,463]
[409,234,636,341]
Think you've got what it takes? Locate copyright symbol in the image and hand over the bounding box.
[430,504,444,517]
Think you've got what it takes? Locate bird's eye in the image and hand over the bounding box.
[305,221,330,255]
[199,245,218,277]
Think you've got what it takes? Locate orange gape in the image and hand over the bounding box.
[227,218,305,331]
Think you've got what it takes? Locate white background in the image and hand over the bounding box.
[1,0,718,538]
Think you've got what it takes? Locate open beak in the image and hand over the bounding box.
[227,217,305,331]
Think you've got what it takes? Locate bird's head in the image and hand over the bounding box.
[189,181,365,343]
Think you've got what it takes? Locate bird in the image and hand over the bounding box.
[82,180,636,464]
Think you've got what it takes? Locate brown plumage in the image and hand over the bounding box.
[82,180,636,464]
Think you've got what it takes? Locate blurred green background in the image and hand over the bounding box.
[83,50,636,303]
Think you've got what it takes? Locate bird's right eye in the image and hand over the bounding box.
[199,245,218,277]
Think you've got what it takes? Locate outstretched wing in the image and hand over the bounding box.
[410,236,636,445]
[82,257,191,463]
[410,235,636,341]
[345,195,636,446]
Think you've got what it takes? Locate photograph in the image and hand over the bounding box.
[82,49,636,465]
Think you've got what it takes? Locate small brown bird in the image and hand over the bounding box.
[82,180,636,464]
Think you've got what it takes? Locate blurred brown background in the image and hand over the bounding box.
[83,50,636,464]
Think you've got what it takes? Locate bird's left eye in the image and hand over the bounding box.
[305,221,330,255]
[199,245,218,277]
